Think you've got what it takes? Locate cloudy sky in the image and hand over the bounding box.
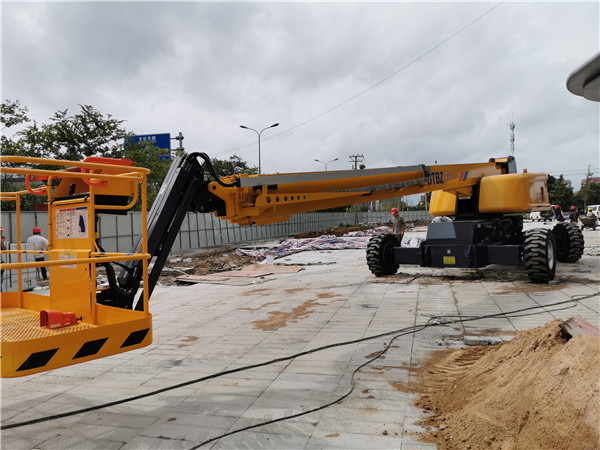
[2,1,598,193]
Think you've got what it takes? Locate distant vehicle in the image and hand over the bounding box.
[588,205,600,216]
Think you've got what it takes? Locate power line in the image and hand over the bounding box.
[217,1,507,157]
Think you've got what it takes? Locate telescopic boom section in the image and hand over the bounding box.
[207,157,517,226]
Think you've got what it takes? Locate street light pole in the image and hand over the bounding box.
[314,157,339,171]
[239,123,279,174]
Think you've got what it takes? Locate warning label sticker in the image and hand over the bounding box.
[55,206,88,239]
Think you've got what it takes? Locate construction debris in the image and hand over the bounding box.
[559,315,600,339]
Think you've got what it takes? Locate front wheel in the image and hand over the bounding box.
[366,234,400,277]
[523,228,556,283]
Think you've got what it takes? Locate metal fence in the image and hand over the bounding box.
[1,210,431,254]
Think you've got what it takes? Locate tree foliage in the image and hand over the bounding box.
[209,155,258,178]
[547,175,574,209]
[1,104,128,161]
[574,179,600,208]
[1,99,29,129]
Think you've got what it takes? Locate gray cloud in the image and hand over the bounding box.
[2,1,598,191]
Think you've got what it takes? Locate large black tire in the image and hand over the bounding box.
[366,233,400,277]
[524,228,556,283]
[553,222,585,263]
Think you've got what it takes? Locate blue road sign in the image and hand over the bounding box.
[128,133,171,160]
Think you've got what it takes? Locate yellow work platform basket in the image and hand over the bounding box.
[1,156,152,377]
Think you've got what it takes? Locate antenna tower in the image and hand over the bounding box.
[509,121,515,156]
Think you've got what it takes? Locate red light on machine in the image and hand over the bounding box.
[40,310,80,329]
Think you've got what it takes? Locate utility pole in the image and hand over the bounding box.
[583,164,592,207]
[171,132,184,155]
[349,154,364,225]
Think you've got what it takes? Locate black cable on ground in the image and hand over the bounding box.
[189,324,430,449]
[1,291,597,433]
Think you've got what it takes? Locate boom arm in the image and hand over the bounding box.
[206,156,540,226]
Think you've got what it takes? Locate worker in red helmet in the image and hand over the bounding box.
[391,207,405,243]
[27,226,49,280]
[553,205,565,222]
[569,206,580,223]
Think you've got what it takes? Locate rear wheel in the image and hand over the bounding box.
[366,234,400,277]
[523,228,556,282]
[553,222,584,263]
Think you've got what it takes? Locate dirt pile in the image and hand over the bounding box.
[413,320,600,449]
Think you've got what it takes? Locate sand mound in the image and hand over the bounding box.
[414,320,600,449]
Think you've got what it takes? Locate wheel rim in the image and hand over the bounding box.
[547,237,555,269]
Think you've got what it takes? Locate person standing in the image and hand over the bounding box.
[27,227,49,280]
[569,206,580,223]
[553,205,565,222]
[391,207,405,243]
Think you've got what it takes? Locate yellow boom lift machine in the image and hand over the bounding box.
[1,153,584,377]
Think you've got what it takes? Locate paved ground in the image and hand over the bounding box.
[2,225,599,450]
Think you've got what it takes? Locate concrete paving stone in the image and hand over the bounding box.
[306,431,402,449]
[79,411,161,429]
[122,392,196,408]
[194,382,267,398]
[120,435,195,449]
[1,435,49,450]
[148,369,219,383]
[249,390,333,408]
[211,429,311,449]
[318,404,409,425]
[62,384,146,400]
[153,411,240,430]
[160,360,231,374]
[35,434,125,449]
[312,415,405,439]
[274,359,348,376]
[354,370,407,384]
[220,369,282,382]
[336,395,410,413]
[0,389,56,410]
[62,422,141,442]
[0,407,23,421]
[175,400,255,417]
[227,358,291,371]
[230,414,321,435]
[141,421,227,442]
[296,345,358,362]
[401,439,439,450]
[238,405,319,423]
[2,420,82,447]
[206,376,275,391]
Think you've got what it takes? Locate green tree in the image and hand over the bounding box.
[210,155,258,178]
[574,181,600,208]
[1,99,29,129]
[547,175,574,208]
